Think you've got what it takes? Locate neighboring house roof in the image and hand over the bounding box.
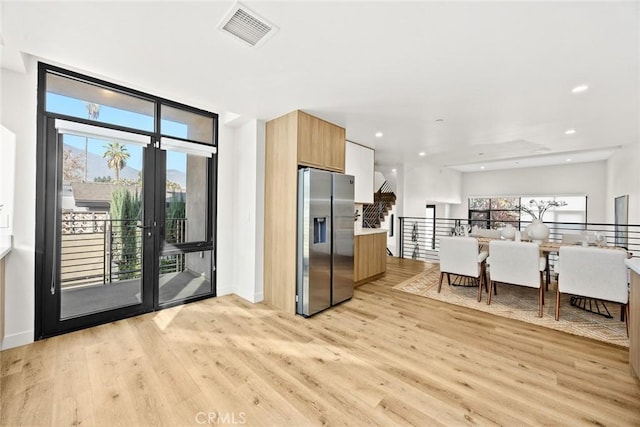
[70,182,141,209]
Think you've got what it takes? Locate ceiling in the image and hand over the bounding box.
[1,1,638,175]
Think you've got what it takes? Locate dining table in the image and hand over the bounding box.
[472,235,630,318]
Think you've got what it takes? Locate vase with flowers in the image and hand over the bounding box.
[519,199,568,242]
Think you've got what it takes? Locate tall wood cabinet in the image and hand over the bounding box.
[264,110,346,313]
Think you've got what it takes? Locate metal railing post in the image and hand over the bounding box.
[399,217,404,258]
[105,217,112,283]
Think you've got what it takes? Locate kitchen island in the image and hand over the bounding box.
[625,258,640,380]
[354,229,388,286]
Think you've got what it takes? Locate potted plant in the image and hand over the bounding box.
[519,199,568,242]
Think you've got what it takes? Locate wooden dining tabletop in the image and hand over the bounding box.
[474,236,626,254]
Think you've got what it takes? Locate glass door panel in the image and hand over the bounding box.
[58,130,146,319]
[159,251,213,303]
[158,146,214,305]
[37,65,219,339]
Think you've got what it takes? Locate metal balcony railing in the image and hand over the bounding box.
[397,217,640,271]
[60,215,187,288]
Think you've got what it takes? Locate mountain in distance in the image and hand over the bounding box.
[64,143,186,188]
[166,169,187,188]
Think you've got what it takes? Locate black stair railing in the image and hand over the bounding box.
[362,180,396,228]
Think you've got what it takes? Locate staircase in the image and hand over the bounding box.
[362,181,396,228]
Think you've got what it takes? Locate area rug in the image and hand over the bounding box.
[392,263,629,348]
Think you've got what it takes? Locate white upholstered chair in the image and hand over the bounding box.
[555,246,629,329]
[438,236,489,302]
[487,241,546,317]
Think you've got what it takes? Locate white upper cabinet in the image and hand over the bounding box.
[345,141,374,204]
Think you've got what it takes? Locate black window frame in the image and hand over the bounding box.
[35,62,219,339]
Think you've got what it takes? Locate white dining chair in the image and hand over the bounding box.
[555,246,629,330]
[487,240,546,317]
[438,236,489,302]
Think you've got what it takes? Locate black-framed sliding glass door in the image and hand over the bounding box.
[39,119,156,335]
[155,138,216,307]
[36,63,217,338]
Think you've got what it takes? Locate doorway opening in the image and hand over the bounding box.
[35,63,218,338]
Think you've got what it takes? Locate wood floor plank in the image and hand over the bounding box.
[2,256,639,426]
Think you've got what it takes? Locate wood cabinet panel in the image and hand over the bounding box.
[296,111,345,172]
[630,270,640,379]
[323,124,345,172]
[297,111,323,168]
[0,258,4,342]
[264,112,299,313]
[354,232,387,284]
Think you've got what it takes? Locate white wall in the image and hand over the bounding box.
[0,63,37,349]
[606,143,640,224]
[0,125,16,235]
[451,161,608,222]
[374,171,386,192]
[402,164,462,217]
[0,60,264,349]
[379,203,396,255]
[224,119,264,303]
[215,124,236,297]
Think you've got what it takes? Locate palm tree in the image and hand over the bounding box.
[103,142,130,181]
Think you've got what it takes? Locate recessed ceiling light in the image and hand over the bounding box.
[418,152,426,157]
[571,85,589,93]
[566,158,572,162]
[565,129,576,135]
[480,166,485,170]
[391,168,397,173]
[375,132,383,138]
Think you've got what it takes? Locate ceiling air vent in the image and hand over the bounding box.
[217,3,278,48]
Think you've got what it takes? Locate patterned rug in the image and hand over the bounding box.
[392,263,629,348]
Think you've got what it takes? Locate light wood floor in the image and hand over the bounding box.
[2,257,639,426]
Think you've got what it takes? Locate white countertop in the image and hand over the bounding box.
[355,229,388,236]
[625,258,640,275]
[0,235,12,260]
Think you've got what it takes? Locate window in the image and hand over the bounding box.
[45,72,155,132]
[469,197,520,229]
[468,196,587,228]
[161,105,214,144]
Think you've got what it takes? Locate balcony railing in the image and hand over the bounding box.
[60,213,187,288]
[398,217,640,271]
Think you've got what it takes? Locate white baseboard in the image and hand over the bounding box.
[1,330,33,350]
[231,289,264,304]
[216,283,263,304]
[216,285,235,297]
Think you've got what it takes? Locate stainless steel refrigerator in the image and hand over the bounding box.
[297,168,354,317]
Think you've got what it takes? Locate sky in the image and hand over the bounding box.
[47,92,188,172]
